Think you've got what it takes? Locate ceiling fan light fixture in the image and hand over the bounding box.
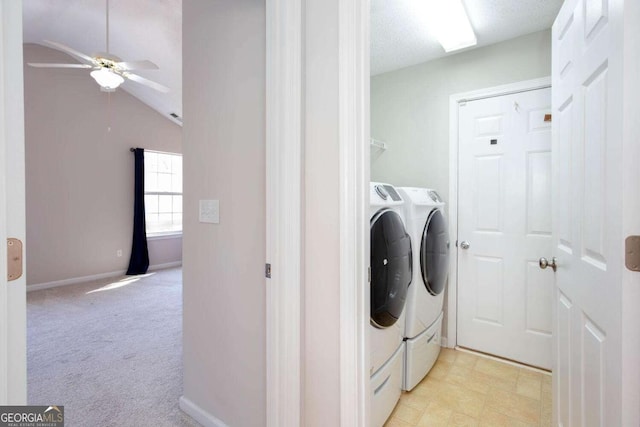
[424,0,477,53]
[90,67,124,90]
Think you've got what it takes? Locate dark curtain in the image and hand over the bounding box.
[126,148,150,275]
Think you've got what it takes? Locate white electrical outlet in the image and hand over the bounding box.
[199,199,220,224]
[117,249,123,257]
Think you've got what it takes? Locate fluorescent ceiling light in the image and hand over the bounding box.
[90,67,125,91]
[424,0,477,53]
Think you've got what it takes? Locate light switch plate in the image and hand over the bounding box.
[199,199,220,224]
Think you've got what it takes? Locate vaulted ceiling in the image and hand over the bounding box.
[23,0,182,125]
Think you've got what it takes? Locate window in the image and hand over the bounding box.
[144,151,182,235]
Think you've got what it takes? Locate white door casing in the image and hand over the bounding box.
[0,0,27,405]
[0,1,8,404]
[337,0,370,425]
[457,88,553,369]
[552,0,629,425]
[265,0,369,425]
[266,0,302,425]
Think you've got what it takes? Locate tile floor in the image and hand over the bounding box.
[385,348,552,427]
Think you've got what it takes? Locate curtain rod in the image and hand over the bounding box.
[130,148,136,152]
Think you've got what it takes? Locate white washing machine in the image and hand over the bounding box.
[369,182,412,427]
[397,187,449,391]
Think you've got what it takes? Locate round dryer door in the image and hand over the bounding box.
[370,209,412,328]
[420,209,449,296]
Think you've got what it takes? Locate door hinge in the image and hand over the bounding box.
[368,266,371,283]
[265,263,272,279]
[7,238,23,281]
[625,236,640,272]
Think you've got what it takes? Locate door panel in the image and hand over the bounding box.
[526,151,552,235]
[556,97,574,253]
[457,87,553,369]
[552,0,624,424]
[475,156,502,232]
[474,256,503,325]
[525,262,552,336]
[556,291,572,426]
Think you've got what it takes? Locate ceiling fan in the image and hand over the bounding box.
[27,0,169,93]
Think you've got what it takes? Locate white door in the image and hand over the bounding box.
[457,87,553,369]
[552,0,628,425]
[0,0,27,405]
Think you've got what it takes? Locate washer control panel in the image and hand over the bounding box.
[427,190,442,203]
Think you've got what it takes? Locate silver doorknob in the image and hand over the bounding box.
[539,257,557,272]
[460,241,470,250]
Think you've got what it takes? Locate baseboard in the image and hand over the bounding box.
[148,261,182,271]
[27,269,126,292]
[179,396,228,427]
[27,261,183,292]
[440,336,449,348]
[454,346,551,375]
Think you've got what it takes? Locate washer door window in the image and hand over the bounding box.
[370,209,412,328]
[420,209,449,296]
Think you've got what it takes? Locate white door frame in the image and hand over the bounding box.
[337,0,370,425]
[446,77,551,349]
[0,0,9,404]
[0,0,27,405]
[265,0,302,425]
[265,0,369,425]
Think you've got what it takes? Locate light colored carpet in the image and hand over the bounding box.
[27,267,200,427]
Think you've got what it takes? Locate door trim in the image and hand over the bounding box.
[266,0,369,425]
[446,77,551,348]
[0,0,26,405]
[0,0,9,404]
[265,0,302,425]
[338,0,369,424]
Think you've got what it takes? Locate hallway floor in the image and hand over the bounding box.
[385,349,552,427]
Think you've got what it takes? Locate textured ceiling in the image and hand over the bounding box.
[371,0,563,75]
[23,0,182,124]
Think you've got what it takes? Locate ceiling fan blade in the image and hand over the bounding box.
[27,63,92,69]
[42,40,96,65]
[124,73,169,93]
[115,60,159,71]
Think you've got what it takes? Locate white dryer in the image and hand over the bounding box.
[397,187,449,391]
[369,182,412,427]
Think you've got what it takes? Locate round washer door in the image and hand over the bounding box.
[420,209,449,296]
[370,209,412,328]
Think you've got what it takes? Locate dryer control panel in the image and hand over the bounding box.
[383,185,402,202]
[427,190,442,203]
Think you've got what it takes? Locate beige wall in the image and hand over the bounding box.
[24,44,182,286]
[370,30,552,339]
[181,1,266,426]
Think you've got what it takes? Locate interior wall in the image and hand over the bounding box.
[370,30,552,199]
[23,44,183,286]
[181,1,266,426]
